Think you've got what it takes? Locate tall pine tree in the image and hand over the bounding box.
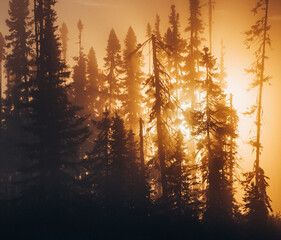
[243,0,272,227]
[24,0,89,205]
[122,26,144,131]
[104,29,122,112]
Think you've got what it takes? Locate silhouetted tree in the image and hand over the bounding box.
[72,20,87,110]
[59,22,69,61]
[243,0,272,226]
[5,0,33,118]
[146,23,152,75]
[86,110,111,204]
[153,14,162,40]
[24,0,89,205]
[164,5,186,85]
[104,29,122,111]
[166,131,201,218]
[122,26,144,131]
[185,0,204,110]
[192,47,236,223]
[144,34,174,208]
[1,0,33,191]
[87,46,101,119]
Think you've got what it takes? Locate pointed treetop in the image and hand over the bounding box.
[77,19,84,33]
[153,14,161,40]
[146,23,152,38]
[106,29,121,53]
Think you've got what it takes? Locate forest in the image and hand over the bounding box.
[0,0,281,239]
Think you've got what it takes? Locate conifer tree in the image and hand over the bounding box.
[122,26,143,131]
[87,47,101,118]
[185,0,204,109]
[146,23,152,75]
[104,29,122,112]
[72,19,87,110]
[166,131,200,218]
[192,47,236,223]
[208,0,215,52]
[144,34,174,207]
[2,0,33,179]
[59,22,69,61]
[153,14,161,40]
[5,0,33,118]
[243,0,272,226]
[164,5,186,85]
[24,0,89,205]
[86,110,111,203]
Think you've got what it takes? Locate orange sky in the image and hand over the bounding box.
[0,0,281,213]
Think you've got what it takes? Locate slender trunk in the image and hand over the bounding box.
[152,34,168,204]
[255,0,269,185]
[139,118,146,209]
[209,0,213,53]
[230,94,234,185]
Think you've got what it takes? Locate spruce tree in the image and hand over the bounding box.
[185,0,204,110]
[192,47,236,223]
[164,5,186,85]
[122,26,144,131]
[2,0,33,183]
[5,0,33,118]
[87,46,101,119]
[86,110,111,203]
[104,29,122,112]
[24,0,89,205]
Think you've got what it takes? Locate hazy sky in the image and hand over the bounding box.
[0,0,281,212]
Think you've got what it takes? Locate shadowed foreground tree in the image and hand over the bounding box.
[192,47,237,223]
[5,0,33,119]
[243,0,272,227]
[0,0,33,186]
[22,0,89,205]
[86,112,149,213]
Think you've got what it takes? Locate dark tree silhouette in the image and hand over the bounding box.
[185,0,204,110]
[243,0,272,226]
[5,0,33,118]
[164,5,186,99]
[192,47,237,223]
[59,22,69,61]
[24,0,89,205]
[104,29,122,112]
[87,46,101,119]
[122,26,144,131]
[72,19,87,110]
[146,23,152,75]
[86,110,111,204]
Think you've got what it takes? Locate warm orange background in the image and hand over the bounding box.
[0,0,280,213]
